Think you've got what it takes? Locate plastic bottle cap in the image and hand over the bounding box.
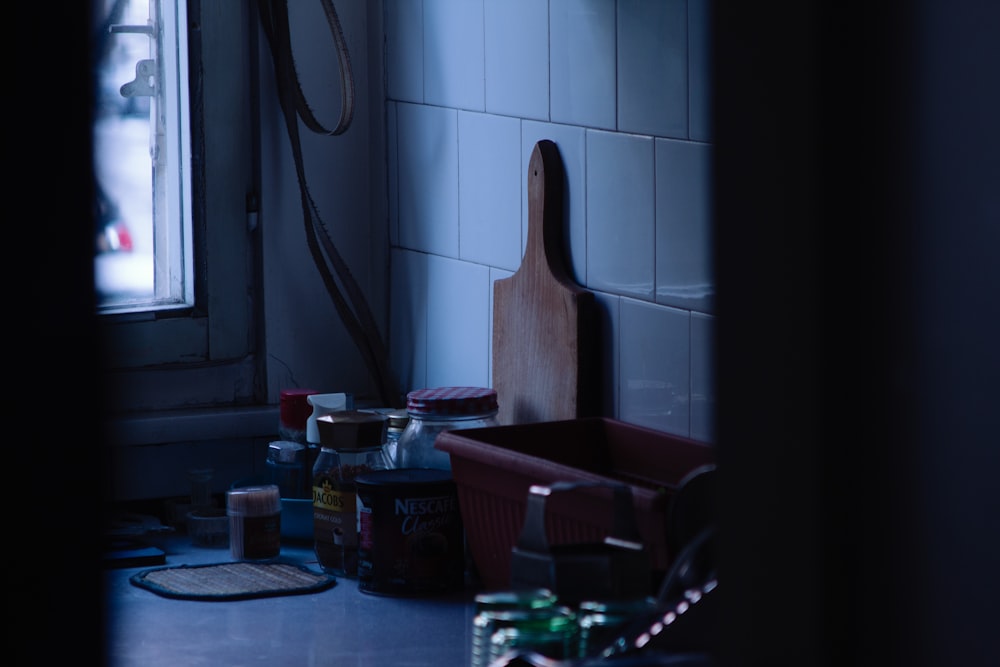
[280,388,319,430]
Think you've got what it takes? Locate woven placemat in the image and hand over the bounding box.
[130,560,337,601]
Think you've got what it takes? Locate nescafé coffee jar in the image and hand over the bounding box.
[355,467,464,596]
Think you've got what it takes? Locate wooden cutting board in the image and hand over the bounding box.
[493,140,598,425]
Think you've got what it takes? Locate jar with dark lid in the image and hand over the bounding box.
[312,410,387,577]
[394,386,499,471]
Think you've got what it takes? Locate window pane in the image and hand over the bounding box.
[94,0,192,313]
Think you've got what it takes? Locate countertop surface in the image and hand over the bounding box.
[103,533,477,667]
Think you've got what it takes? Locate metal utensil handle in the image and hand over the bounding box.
[515,481,642,553]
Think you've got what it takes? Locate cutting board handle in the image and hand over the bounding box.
[524,139,575,288]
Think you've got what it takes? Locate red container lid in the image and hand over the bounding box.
[406,386,498,417]
[280,388,319,429]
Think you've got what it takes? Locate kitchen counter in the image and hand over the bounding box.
[103,533,477,666]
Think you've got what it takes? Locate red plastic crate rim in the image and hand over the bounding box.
[434,417,715,592]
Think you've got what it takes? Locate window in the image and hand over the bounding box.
[97,0,261,413]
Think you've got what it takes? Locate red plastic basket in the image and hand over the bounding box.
[434,417,715,592]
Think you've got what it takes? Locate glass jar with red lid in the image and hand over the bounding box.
[394,386,499,471]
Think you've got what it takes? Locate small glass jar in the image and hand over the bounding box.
[394,386,499,470]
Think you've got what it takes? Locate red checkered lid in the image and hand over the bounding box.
[405,386,498,417]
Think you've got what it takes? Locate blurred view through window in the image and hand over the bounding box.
[93,0,192,313]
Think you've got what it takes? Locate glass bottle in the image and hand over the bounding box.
[471,589,559,667]
[485,606,579,665]
[312,410,387,577]
[394,387,499,470]
[576,596,660,658]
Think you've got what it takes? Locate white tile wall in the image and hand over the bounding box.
[687,0,713,142]
[386,0,715,442]
[389,247,428,393]
[550,0,617,130]
[690,311,716,442]
[385,0,424,102]
[617,0,688,138]
[457,111,522,269]
[586,130,656,300]
[396,103,459,256]
[655,137,714,313]
[484,0,549,120]
[594,291,621,419]
[423,0,485,110]
[619,298,690,435]
[425,254,491,387]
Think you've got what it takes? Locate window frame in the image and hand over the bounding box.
[152,0,195,309]
[100,0,263,413]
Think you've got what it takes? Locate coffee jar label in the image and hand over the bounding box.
[356,478,463,596]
